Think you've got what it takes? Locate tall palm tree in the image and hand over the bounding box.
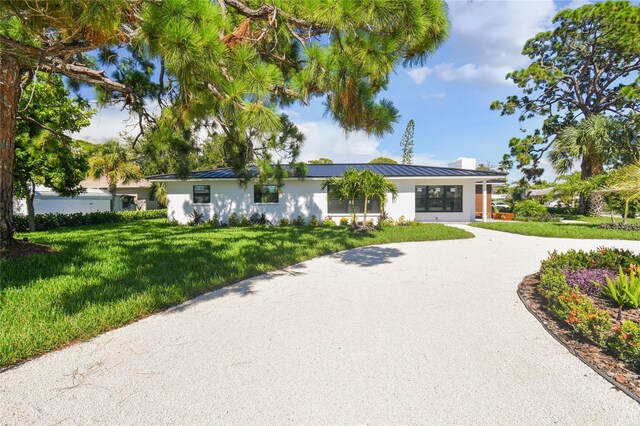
[88,140,143,211]
[548,115,616,215]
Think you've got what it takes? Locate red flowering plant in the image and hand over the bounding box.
[607,321,640,367]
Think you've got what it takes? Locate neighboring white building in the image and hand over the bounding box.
[80,177,160,211]
[149,163,505,225]
[14,186,111,215]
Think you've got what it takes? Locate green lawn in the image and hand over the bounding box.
[470,221,640,240]
[0,219,472,367]
[558,214,640,225]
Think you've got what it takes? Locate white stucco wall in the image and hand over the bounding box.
[13,187,111,215]
[164,177,481,224]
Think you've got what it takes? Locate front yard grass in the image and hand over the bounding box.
[0,219,472,367]
[470,221,640,240]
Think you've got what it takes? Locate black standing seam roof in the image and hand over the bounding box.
[147,164,507,180]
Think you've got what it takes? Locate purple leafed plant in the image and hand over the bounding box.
[562,268,617,296]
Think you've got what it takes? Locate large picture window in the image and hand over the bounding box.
[415,185,462,212]
[254,185,279,203]
[327,186,381,214]
[193,185,210,204]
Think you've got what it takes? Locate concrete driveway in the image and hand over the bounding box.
[1,225,639,424]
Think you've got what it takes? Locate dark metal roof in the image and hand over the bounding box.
[147,164,506,180]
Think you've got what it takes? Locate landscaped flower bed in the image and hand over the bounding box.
[520,247,640,399]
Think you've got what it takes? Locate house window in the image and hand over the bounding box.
[254,185,279,203]
[415,185,462,212]
[326,185,381,214]
[193,185,210,204]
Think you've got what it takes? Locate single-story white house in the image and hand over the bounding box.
[148,163,506,225]
[14,186,112,215]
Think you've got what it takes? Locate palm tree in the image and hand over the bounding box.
[548,115,615,215]
[322,168,362,223]
[322,168,398,225]
[595,162,640,224]
[359,170,398,223]
[88,140,143,211]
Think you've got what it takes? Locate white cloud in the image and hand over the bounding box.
[409,0,560,86]
[74,105,139,143]
[407,68,433,85]
[296,120,447,166]
[411,63,513,86]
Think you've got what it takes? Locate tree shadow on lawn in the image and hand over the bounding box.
[4,223,378,317]
[331,246,405,267]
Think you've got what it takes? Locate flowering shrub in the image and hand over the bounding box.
[552,289,611,345]
[538,248,639,365]
[607,321,640,367]
[542,247,640,272]
[562,268,616,296]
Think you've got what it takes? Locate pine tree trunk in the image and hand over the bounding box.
[579,146,604,216]
[0,54,21,249]
[26,181,36,232]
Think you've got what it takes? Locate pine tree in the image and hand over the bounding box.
[400,119,415,165]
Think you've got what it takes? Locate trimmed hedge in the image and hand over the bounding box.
[599,223,640,231]
[14,209,167,232]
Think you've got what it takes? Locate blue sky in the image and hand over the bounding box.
[77,0,601,179]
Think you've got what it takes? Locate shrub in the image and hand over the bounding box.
[309,215,319,226]
[339,217,349,226]
[547,206,579,216]
[322,216,335,226]
[228,213,240,227]
[13,209,167,232]
[396,215,407,226]
[513,200,548,221]
[279,217,290,226]
[551,288,611,345]
[250,212,268,225]
[379,217,395,227]
[599,223,640,231]
[292,215,305,226]
[206,213,220,227]
[538,268,570,301]
[541,247,640,272]
[562,268,616,296]
[240,215,250,227]
[607,321,640,366]
[598,267,640,310]
[188,211,205,226]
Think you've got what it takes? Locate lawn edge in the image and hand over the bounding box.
[468,222,640,241]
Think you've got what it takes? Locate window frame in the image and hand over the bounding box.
[326,185,381,215]
[192,185,211,204]
[415,185,463,213]
[253,184,280,204]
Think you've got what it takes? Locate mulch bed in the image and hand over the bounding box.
[0,240,54,259]
[518,273,640,402]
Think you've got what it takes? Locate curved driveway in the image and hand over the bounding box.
[1,225,639,424]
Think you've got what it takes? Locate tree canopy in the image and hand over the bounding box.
[491,1,640,188]
[14,74,94,231]
[308,158,333,164]
[369,157,398,164]
[0,0,450,247]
